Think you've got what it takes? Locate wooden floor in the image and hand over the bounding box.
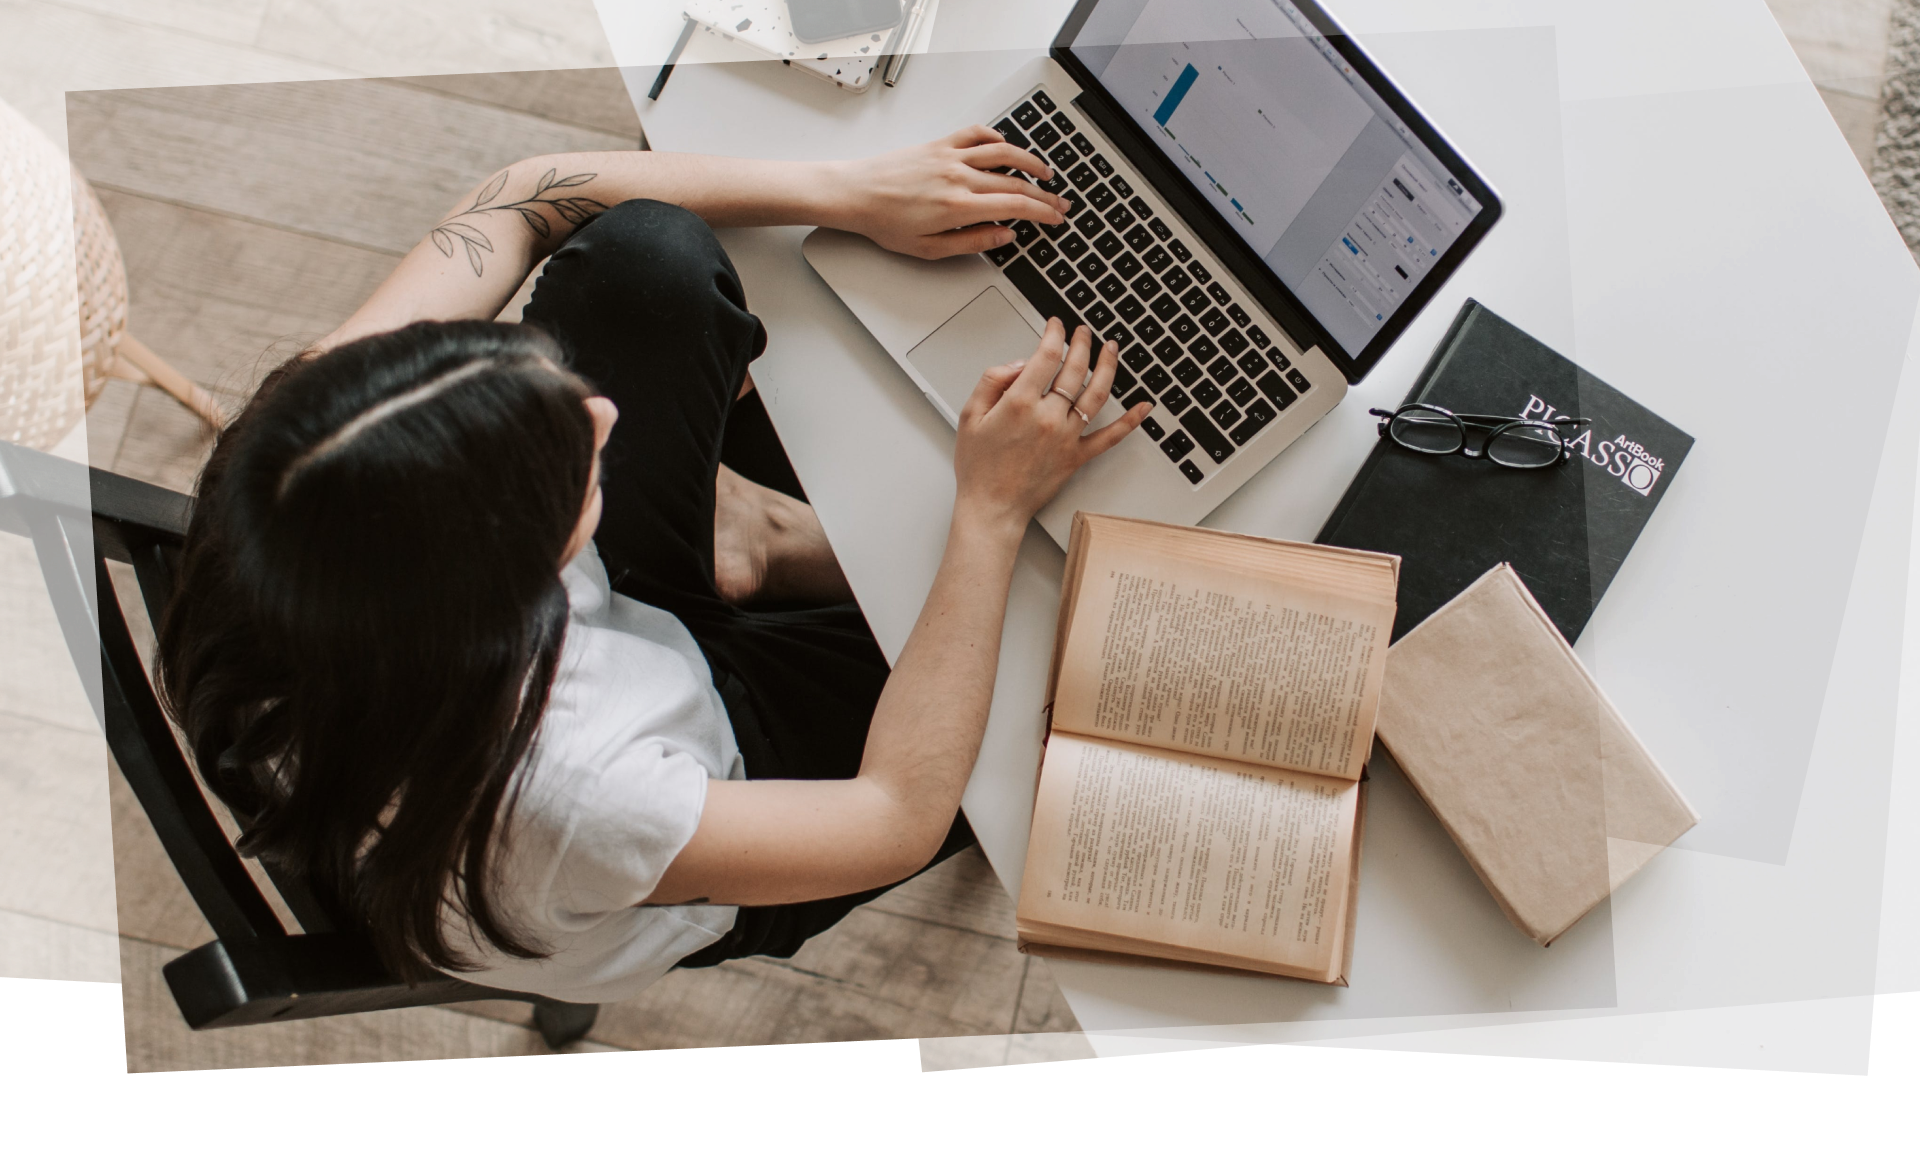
[0,0,1907,1074]
[1771,0,1903,174]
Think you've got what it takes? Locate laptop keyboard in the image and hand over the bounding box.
[983,85,1316,486]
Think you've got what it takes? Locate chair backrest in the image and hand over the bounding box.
[0,441,536,1027]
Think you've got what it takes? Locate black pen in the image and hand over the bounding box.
[649,17,697,101]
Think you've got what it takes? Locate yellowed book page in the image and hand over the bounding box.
[1051,537,1392,780]
[1015,733,1360,974]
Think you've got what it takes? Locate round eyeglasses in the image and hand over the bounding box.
[1370,404,1591,469]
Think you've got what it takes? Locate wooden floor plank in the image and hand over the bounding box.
[1821,86,1885,172]
[119,936,615,1072]
[773,902,1029,1033]
[90,188,399,487]
[1011,955,1080,1035]
[0,533,101,735]
[251,0,645,139]
[108,386,216,494]
[1766,0,1896,99]
[447,848,1079,1051]
[69,78,634,257]
[82,377,139,473]
[54,0,272,45]
[0,710,115,935]
[96,189,395,385]
[865,843,1019,941]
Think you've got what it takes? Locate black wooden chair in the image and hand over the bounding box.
[0,441,599,1049]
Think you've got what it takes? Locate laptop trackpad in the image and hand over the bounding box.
[906,286,1041,420]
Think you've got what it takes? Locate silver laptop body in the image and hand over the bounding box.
[805,1,1500,548]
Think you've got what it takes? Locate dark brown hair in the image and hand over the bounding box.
[157,320,596,982]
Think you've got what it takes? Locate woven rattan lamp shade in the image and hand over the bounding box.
[0,97,125,449]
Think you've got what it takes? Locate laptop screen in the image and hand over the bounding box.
[1063,0,1492,362]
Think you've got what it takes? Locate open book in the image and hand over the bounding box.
[1016,514,1399,983]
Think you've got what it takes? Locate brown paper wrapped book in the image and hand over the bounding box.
[1375,564,1697,945]
[1016,514,1399,984]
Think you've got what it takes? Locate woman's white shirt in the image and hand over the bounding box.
[447,543,741,1003]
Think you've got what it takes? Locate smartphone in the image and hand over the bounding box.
[788,0,902,43]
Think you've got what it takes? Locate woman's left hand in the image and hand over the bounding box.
[823,125,1071,259]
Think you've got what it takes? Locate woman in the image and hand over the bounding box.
[158,128,1147,1004]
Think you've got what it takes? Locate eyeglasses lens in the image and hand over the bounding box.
[1487,423,1563,468]
[1388,410,1464,454]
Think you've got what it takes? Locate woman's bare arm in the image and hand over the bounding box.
[316,127,1067,351]
[648,322,1149,907]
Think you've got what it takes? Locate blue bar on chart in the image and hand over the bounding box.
[1153,64,1199,126]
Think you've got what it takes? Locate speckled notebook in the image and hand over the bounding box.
[683,0,901,91]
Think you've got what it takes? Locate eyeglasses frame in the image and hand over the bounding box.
[1368,403,1592,468]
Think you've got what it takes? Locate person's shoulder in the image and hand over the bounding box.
[523,651,722,826]
[511,713,714,891]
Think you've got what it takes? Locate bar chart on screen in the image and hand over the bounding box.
[1151,62,1198,124]
[1153,65,1258,226]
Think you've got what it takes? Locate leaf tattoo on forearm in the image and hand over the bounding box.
[429,169,609,276]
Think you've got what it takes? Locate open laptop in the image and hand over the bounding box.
[804,0,1501,546]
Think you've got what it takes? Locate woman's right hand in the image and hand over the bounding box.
[952,319,1149,533]
[657,329,1147,912]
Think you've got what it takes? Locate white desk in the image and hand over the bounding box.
[603,0,1920,1069]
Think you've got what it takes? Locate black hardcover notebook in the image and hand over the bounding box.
[1316,300,1692,643]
